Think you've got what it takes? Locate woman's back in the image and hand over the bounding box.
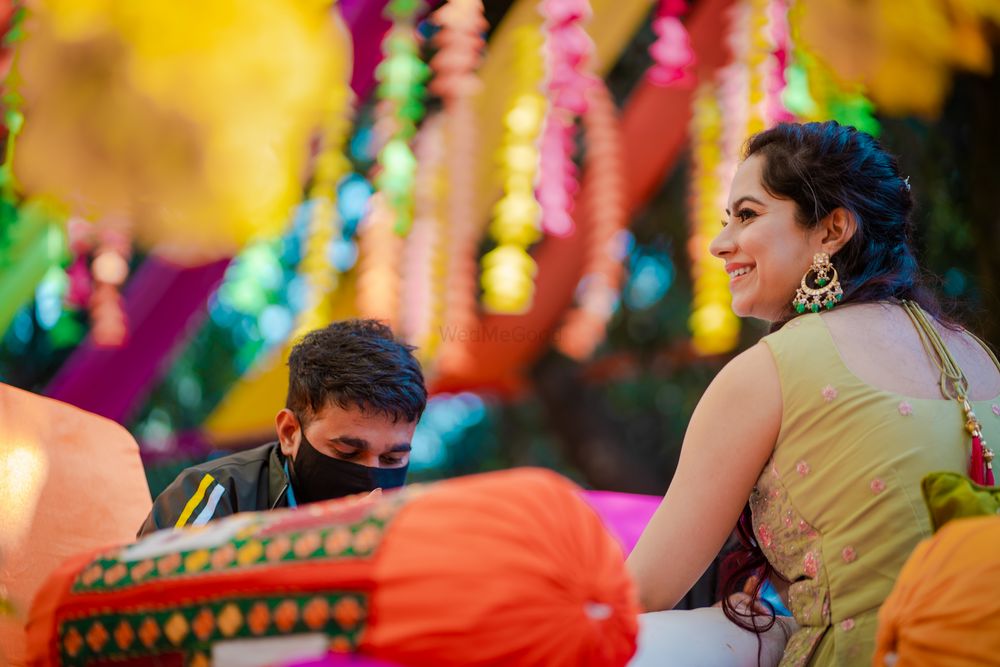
[756,304,1000,666]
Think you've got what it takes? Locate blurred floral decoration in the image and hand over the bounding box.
[795,0,1000,117]
[374,0,430,236]
[647,0,694,87]
[14,0,348,262]
[357,190,404,327]
[398,113,446,357]
[0,2,69,346]
[290,38,355,340]
[0,0,353,353]
[554,81,627,361]
[430,0,485,375]
[358,0,429,327]
[687,82,738,355]
[536,0,596,239]
[783,2,879,134]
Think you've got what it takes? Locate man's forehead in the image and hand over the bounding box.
[306,404,416,440]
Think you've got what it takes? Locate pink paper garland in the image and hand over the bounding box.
[647,0,695,87]
[766,0,794,125]
[537,0,598,239]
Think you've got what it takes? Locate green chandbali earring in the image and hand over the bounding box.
[793,252,844,314]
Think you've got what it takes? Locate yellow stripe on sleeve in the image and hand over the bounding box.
[175,473,216,528]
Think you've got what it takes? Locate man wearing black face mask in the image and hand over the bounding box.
[138,319,426,537]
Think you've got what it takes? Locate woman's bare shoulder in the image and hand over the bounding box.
[819,302,1000,400]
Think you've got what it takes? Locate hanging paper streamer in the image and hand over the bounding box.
[0,1,17,82]
[481,27,545,315]
[741,0,792,132]
[716,0,789,145]
[714,0,749,211]
[765,0,794,125]
[429,0,486,375]
[715,2,748,160]
[64,218,94,309]
[88,223,130,347]
[688,83,740,355]
[356,192,404,328]
[374,0,429,236]
[399,113,445,358]
[536,0,597,239]
[744,0,771,136]
[555,82,627,360]
[684,2,751,355]
[292,86,355,339]
[536,116,578,239]
[647,0,695,87]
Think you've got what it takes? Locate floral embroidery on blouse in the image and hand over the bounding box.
[870,478,886,495]
[897,401,913,416]
[803,551,819,578]
[840,618,855,631]
[821,385,838,402]
[750,460,829,667]
[796,460,811,476]
[841,546,857,563]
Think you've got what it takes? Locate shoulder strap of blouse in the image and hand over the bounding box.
[903,301,1000,399]
[901,300,970,400]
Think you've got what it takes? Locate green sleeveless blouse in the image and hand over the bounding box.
[752,312,1000,666]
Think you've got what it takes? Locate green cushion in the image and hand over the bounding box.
[921,471,1000,532]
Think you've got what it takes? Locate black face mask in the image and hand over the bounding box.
[288,430,408,503]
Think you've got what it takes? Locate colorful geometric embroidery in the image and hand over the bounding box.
[57,592,368,666]
[70,491,410,595]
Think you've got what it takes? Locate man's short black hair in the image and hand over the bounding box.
[286,319,426,424]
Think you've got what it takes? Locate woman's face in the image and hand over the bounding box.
[709,154,825,322]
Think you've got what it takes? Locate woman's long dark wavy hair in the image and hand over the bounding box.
[718,121,947,635]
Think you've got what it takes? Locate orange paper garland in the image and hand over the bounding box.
[554,81,627,360]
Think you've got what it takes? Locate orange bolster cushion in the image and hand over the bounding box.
[875,516,1000,667]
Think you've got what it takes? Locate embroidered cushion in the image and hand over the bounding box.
[27,468,638,667]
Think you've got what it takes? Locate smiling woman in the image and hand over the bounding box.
[710,153,845,322]
[627,121,1000,667]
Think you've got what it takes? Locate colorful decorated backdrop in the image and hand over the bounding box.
[0,0,997,507]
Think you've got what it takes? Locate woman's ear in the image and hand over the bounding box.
[819,207,857,255]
